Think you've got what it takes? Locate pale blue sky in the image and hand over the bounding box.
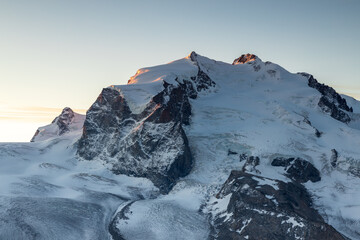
[0,0,359,141]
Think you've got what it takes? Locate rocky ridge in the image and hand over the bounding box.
[300,73,353,123]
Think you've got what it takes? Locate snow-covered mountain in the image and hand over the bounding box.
[31,107,85,142]
[1,52,360,240]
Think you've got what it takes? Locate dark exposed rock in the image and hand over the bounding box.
[271,157,321,183]
[53,107,75,135]
[30,130,40,142]
[303,117,312,126]
[315,129,322,138]
[271,157,295,167]
[242,156,260,174]
[299,73,352,123]
[208,171,345,240]
[77,85,193,193]
[194,69,216,92]
[318,96,351,123]
[331,149,338,168]
[267,69,277,77]
[149,82,192,125]
[188,51,216,93]
[307,75,352,112]
[182,79,198,99]
[189,51,198,62]
[239,154,247,162]
[232,54,258,65]
[227,149,238,155]
[232,54,262,72]
[77,60,216,193]
[77,88,132,160]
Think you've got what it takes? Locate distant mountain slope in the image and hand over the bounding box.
[31,107,85,142]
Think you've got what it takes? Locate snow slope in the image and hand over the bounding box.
[111,55,198,114]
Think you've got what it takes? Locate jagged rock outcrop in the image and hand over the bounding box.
[189,51,216,93]
[53,107,75,135]
[331,149,338,168]
[77,54,216,193]
[300,73,353,123]
[271,157,321,183]
[207,171,345,240]
[232,54,257,65]
[77,85,193,193]
[241,155,260,174]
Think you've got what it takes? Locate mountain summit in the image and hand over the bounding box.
[232,53,258,65]
[2,52,360,240]
[31,107,85,142]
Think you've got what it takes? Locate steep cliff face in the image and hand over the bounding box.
[77,53,215,193]
[77,86,192,193]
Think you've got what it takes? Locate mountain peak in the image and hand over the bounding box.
[31,107,85,142]
[187,51,198,62]
[53,107,75,126]
[232,53,259,65]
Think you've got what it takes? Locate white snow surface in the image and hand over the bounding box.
[0,128,157,239]
[110,55,198,114]
[1,52,360,239]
